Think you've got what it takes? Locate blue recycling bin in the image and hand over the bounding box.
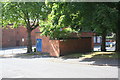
[36,39,42,52]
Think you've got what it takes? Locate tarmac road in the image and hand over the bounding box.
[0,46,118,78]
[0,58,118,78]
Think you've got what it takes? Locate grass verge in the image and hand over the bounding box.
[62,52,119,59]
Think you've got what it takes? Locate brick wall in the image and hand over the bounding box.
[0,28,2,49]
[59,38,93,56]
[49,40,60,57]
[2,27,16,47]
[36,33,50,53]
[36,32,94,57]
[36,33,60,57]
[2,26,39,48]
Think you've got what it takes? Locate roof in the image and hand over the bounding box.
[35,32,95,38]
[70,32,95,38]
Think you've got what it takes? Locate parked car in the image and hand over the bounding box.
[106,42,116,47]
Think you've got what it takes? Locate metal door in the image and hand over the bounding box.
[36,39,42,52]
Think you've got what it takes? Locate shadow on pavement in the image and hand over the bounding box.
[78,52,119,66]
[79,58,119,66]
[61,52,119,67]
[0,52,55,59]
[1,52,119,67]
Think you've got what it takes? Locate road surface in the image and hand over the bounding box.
[0,58,118,78]
[0,46,118,78]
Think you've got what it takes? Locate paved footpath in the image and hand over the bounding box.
[0,57,118,78]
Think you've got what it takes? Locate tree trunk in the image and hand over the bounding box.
[116,16,120,52]
[116,28,120,52]
[27,30,32,53]
[101,30,107,52]
[116,9,120,52]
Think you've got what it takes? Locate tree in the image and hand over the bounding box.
[40,2,96,39]
[115,2,120,52]
[2,2,47,53]
[68,2,117,52]
[40,2,79,39]
[41,2,120,52]
[104,2,120,52]
[92,3,117,51]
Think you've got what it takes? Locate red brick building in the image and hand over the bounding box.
[2,26,94,57]
[2,26,39,48]
[36,32,94,57]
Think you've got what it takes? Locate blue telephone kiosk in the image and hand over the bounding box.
[36,39,42,52]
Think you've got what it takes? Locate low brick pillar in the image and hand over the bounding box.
[49,40,60,57]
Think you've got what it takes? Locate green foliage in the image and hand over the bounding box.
[40,2,79,39]
[41,2,117,39]
[2,2,47,29]
[40,20,77,39]
[2,2,48,53]
[92,3,118,35]
[40,2,97,39]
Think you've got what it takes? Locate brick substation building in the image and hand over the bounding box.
[1,26,94,57]
[2,26,39,48]
[36,32,94,57]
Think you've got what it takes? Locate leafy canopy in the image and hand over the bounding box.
[40,2,84,39]
[92,3,118,35]
[2,2,47,30]
[41,2,118,37]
